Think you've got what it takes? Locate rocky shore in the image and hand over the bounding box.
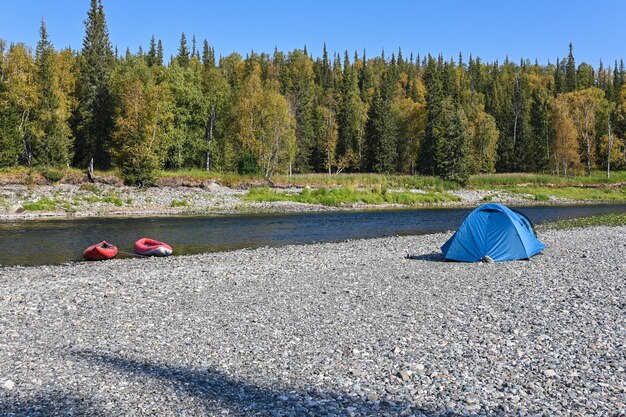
[0,183,589,221]
[1,226,624,416]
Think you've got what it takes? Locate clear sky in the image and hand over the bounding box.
[2,0,625,66]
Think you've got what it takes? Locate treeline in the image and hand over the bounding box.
[1,0,626,185]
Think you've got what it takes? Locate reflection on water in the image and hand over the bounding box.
[0,204,625,266]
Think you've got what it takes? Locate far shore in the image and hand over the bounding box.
[1,181,623,222]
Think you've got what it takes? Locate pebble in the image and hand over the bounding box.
[0,226,624,416]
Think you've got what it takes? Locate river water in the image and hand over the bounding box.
[0,204,624,266]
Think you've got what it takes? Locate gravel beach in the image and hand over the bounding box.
[0,226,625,416]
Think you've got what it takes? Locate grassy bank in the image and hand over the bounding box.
[505,185,626,201]
[1,168,626,205]
[542,213,626,230]
[244,187,461,207]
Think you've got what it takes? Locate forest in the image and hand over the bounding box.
[1,0,625,185]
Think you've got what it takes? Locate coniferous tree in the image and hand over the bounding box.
[420,55,443,175]
[146,35,157,67]
[364,71,398,173]
[434,98,471,184]
[34,19,73,166]
[156,39,164,66]
[202,39,213,70]
[177,33,189,67]
[565,43,577,92]
[554,58,564,94]
[73,0,115,168]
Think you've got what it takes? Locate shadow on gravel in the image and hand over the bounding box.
[73,349,457,417]
[405,252,444,262]
[0,389,104,417]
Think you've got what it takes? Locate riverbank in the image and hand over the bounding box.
[1,181,622,221]
[1,226,624,415]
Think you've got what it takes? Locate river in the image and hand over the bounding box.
[0,204,625,266]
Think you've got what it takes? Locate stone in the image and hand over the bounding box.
[367,392,379,402]
[544,369,557,378]
[386,386,400,395]
[2,380,15,390]
[399,370,411,382]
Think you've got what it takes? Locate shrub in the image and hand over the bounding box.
[120,155,158,186]
[237,153,261,175]
[39,167,64,183]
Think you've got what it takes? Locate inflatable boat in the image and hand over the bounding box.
[134,238,173,257]
[83,241,118,261]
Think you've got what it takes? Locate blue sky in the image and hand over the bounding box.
[2,0,625,66]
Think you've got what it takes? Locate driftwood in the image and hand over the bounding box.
[86,158,118,185]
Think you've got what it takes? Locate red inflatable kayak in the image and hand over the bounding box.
[134,238,173,257]
[83,241,118,261]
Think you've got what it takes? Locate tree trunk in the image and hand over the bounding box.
[607,118,613,179]
[206,105,216,171]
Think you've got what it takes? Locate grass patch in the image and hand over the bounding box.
[80,183,102,194]
[543,213,626,230]
[245,187,461,207]
[170,199,189,207]
[77,192,124,206]
[470,171,626,187]
[506,186,626,202]
[157,170,457,191]
[22,197,58,211]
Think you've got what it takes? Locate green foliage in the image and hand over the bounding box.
[245,186,460,207]
[237,153,262,175]
[78,191,123,206]
[39,167,64,182]
[73,0,115,169]
[111,57,170,186]
[170,199,188,207]
[119,153,159,186]
[1,5,626,185]
[544,213,626,229]
[22,197,58,211]
[434,98,471,185]
[508,186,626,201]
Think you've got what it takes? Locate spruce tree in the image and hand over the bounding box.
[319,43,331,90]
[420,55,443,175]
[434,98,471,184]
[177,33,189,67]
[34,19,73,166]
[73,0,115,168]
[156,39,164,66]
[146,35,157,67]
[364,71,398,173]
[554,58,564,94]
[565,43,577,92]
[202,39,212,69]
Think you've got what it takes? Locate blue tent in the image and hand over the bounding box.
[441,203,545,262]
